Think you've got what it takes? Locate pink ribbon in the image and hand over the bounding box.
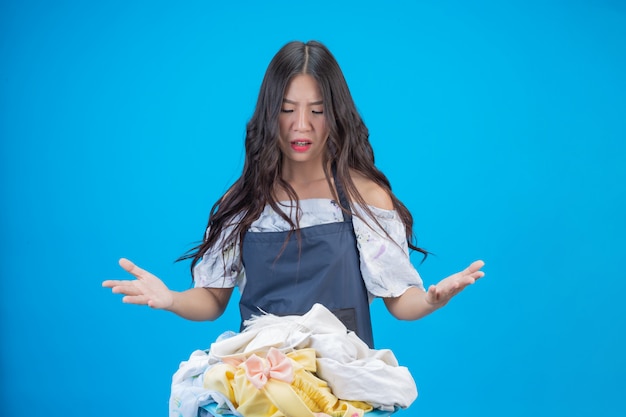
[243,347,294,390]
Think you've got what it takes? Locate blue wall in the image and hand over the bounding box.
[1,1,625,416]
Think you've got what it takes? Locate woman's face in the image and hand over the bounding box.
[278,74,330,168]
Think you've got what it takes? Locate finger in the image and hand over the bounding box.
[111,285,143,296]
[426,284,440,304]
[459,273,478,285]
[457,261,485,284]
[119,258,149,279]
[455,267,482,286]
[122,295,150,305]
[102,279,132,288]
[467,260,485,273]
[472,270,485,281]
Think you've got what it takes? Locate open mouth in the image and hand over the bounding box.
[290,140,312,152]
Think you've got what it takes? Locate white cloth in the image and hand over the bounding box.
[170,338,243,417]
[169,350,224,417]
[169,304,417,416]
[204,303,418,411]
[193,199,424,299]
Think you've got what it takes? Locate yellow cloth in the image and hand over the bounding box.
[204,348,372,417]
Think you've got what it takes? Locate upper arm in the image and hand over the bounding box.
[204,286,234,316]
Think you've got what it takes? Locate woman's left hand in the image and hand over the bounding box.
[425,260,485,307]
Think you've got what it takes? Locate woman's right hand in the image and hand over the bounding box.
[102,258,174,309]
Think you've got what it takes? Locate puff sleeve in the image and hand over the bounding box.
[352,205,424,299]
[192,223,244,289]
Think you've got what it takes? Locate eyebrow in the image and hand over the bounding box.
[282,98,324,105]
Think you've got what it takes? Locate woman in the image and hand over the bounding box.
[103,40,484,415]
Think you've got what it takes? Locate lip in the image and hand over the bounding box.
[290,139,312,152]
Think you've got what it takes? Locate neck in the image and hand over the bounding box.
[279,160,334,200]
[281,160,328,184]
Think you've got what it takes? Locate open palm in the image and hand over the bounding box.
[102,258,174,309]
[425,260,485,307]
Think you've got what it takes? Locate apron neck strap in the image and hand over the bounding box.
[332,164,352,222]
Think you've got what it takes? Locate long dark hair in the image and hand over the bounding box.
[180,40,426,278]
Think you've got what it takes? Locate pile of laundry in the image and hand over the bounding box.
[169,303,417,417]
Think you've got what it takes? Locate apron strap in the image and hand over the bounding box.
[332,164,352,223]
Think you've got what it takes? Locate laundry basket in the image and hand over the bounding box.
[200,403,397,416]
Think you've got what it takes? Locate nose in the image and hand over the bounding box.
[295,108,312,131]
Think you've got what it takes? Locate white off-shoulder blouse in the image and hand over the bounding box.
[193,199,424,300]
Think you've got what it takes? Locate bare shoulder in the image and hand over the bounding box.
[350,170,394,210]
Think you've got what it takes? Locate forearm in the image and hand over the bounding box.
[384,286,442,321]
[167,287,232,321]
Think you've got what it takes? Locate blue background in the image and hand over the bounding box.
[2,1,625,416]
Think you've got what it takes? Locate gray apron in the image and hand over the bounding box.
[239,174,375,348]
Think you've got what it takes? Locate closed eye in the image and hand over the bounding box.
[280,109,323,114]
